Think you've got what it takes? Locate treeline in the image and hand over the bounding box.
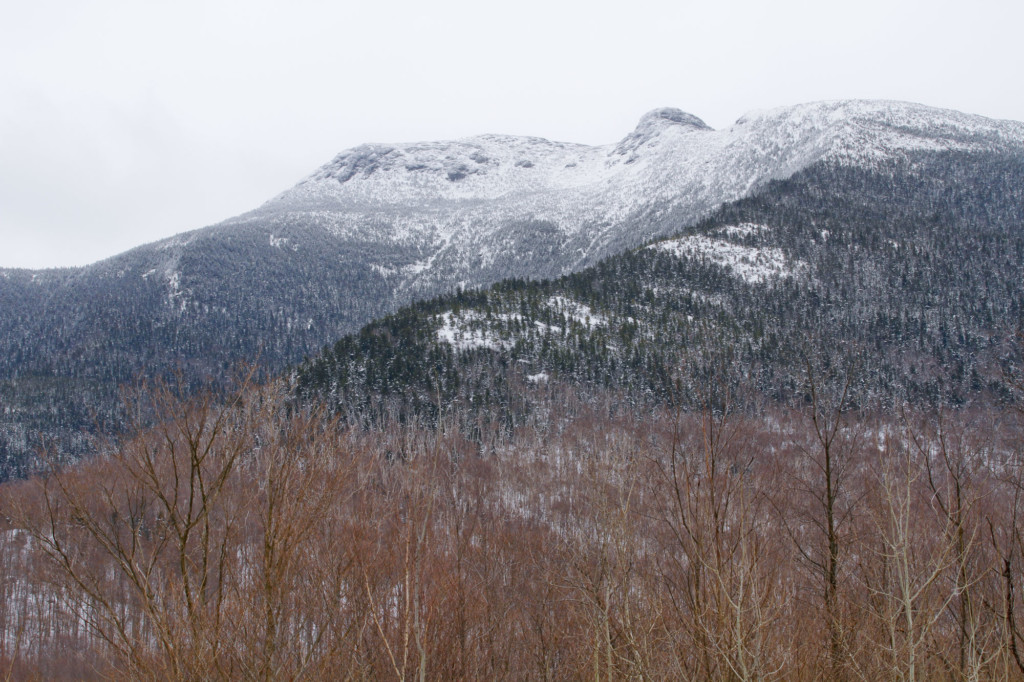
[3,375,1024,680]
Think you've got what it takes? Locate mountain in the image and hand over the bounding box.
[2,100,1024,477]
[221,100,1024,298]
[292,152,1024,436]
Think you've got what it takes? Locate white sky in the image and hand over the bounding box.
[2,0,1022,269]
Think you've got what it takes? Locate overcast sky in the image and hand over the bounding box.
[2,0,1022,269]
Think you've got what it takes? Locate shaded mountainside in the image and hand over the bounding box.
[2,101,1024,477]
[293,151,1024,434]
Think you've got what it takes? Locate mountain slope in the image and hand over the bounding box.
[294,151,1024,432]
[225,100,1024,297]
[2,100,1023,476]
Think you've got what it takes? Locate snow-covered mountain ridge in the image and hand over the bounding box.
[267,101,1023,208]
[200,100,1023,296]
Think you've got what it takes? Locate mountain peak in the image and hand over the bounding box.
[614,108,712,157]
[635,107,712,131]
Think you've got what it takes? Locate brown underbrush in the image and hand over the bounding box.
[2,378,1024,680]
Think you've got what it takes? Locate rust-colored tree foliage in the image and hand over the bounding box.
[2,376,1024,680]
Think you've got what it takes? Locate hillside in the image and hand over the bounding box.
[294,152,1024,433]
[5,102,1024,680]
[2,101,1024,476]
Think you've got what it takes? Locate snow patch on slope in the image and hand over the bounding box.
[653,225,801,283]
[269,234,298,251]
[717,223,769,239]
[435,312,514,351]
[547,296,608,328]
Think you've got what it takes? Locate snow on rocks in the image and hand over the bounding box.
[206,100,1022,299]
